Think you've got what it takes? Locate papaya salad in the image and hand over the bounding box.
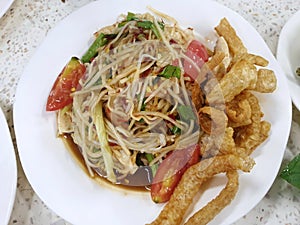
[46,9,207,200]
[46,8,277,225]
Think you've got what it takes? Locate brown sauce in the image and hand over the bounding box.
[60,134,151,193]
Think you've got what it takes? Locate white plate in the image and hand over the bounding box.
[0,107,17,225]
[0,0,14,18]
[277,10,300,110]
[14,0,292,224]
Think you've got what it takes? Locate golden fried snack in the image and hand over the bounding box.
[252,69,277,93]
[198,106,228,135]
[184,170,239,225]
[213,63,227,81]
[147,155,255,225]
[199,127,237,158]
[186,81,205,111]
[206,60,257,104]
[207,51,226,81]
[234,91,271,155]
[218,127,237,155]
[239,53,269,67]
[226,94,252,127]
[149,17,276,225]
[214,18,247,56]
[214,18,269,68]
[235,121,271,156]
[198,42,228,86]
[214,36,231,70]
[199,133,216,157]
[196,63,214,85]
[206,51,225,71]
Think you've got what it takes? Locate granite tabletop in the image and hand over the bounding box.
[1,0,300,224]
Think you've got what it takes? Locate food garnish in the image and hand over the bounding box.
[81,33,117,64]
[280,154,300,189]
[148,155,255,225]
[46,57,86,111]
[150,144,200,203]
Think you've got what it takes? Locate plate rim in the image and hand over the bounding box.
[277,9,300,111]
[0,107,17,225]
[0,0,14,18]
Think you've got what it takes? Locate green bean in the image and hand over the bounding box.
[81,33,116,63]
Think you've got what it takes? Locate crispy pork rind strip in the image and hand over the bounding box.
[198,106,228,135]
[206,51,225,71]
[214,37,231,70]
[206,51,226,82]
[186,81,205,111]
[206,60,257,104]
[234,91,271,156]
[147,155,254,225]
[150,16,277,225]
[184,170,239,225]
[214,18,269,68]
[252,69,277,93]
[226,93,252,128]
[200,91,271,157]
[239,53,269,67]
[214,18,247,57]
[213,18,277,95]
[199,127,236,158]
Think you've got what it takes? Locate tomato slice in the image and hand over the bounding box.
[184,40,209,81]
[46,57,86,111]
[150,144,200,203]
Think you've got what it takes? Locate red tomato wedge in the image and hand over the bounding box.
[184,40,209,81]
[46,57,86,111]
[150,144,200,203]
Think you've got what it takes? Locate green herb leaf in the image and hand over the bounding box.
[136,20,163,38]
[177,105,196,121]
[118,12,139,27]
[137,20,153,29]
[280,154,300,189]
[170,125,181,135]
[126,12,138,21]
[145,153,155,163]
[159,65,181,79]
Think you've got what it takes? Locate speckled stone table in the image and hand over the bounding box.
[1,0,300,224]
